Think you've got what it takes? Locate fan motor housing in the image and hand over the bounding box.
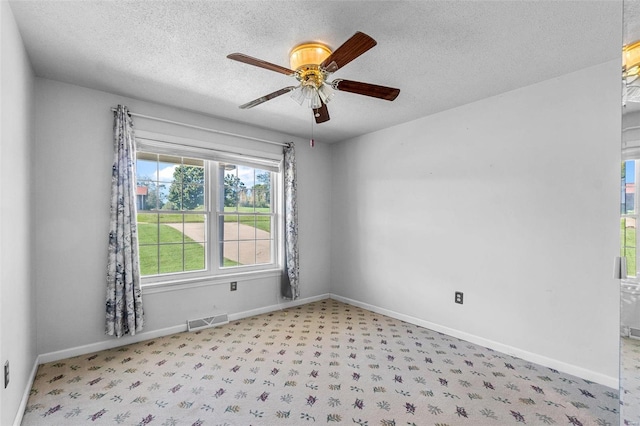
[289,43,331,71]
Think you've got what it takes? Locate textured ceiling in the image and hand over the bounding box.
[9,0,623,144]
[626,0,640,45]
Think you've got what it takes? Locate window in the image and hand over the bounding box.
[218,163,274,268]
[135,139,280,285]
[622,159,639,279]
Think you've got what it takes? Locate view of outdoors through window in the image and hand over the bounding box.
[622,160,637,278]
[135,152,273,278]
[219,163,273,268]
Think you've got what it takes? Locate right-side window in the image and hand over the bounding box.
[218,163,274,268]
[622,159,638,279]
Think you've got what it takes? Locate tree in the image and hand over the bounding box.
[252,172,271,208]
[224,174,246,208]
[167,165,204,210]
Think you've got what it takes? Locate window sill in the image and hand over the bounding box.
[141,268,282,294]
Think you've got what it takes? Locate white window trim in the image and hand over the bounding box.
[142,268,282,294]
[134,130,284,290]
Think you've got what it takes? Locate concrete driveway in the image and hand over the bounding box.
[165,222,271,265]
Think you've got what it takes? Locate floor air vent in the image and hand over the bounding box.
[187,313,229,332]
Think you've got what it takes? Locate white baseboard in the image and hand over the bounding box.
[13,356,40,426]
[329,294,618,389]
[228,293,331,321]
[38,324,187,365]
[37,293,331,365]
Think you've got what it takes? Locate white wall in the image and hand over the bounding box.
[1,2,36,424]
[330,60,621,385]
[33,78,332,356]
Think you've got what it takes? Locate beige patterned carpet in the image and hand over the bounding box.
[21,299,618,425]
[622,337,640,425]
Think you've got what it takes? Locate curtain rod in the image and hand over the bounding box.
[110,107,288,147]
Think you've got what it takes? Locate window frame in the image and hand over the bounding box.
[214,162,280,275]
[134,131,284,291]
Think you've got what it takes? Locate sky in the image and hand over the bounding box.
[137,160,256,184]
[136,157,264,192]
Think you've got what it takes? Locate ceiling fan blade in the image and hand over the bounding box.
[320,31,377,71]
[332,79,400,101]
[227,53,296,76]
[313,101,330,124]
[239,86,296,109]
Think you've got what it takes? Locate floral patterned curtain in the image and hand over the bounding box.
[106,105,144,337]
[281,142,299,299]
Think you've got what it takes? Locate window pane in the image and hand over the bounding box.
[220,165,271,213]
[254,170,271,212]
[182,183,205,211]
[219,209,273,269]
[136,153,161,211]
[138,245,159,276]
[137,156,159,181]
[222,241,239,267]
[185,214,206,243]
[222,164,241,211]
[184,243,205,271]
[238,240,257,265]
[240,215,256,238]
[623,160,636,214]
[158,159,179,185]
[157,182,171,210]
[238,165,255,210]
[256,239,271,264]
[157,241,205,274]
[137,154,205,212]
[159,244,184,274]
[137,207,206,276]
[159,214,183,244]
[255,216,271,234]
[623,217,637,277]
[221,215,239,242]
[138,215,159,244]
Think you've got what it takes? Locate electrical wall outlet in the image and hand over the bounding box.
[230,281,237,291]
[455,292,464,304]
[4,361,9,388]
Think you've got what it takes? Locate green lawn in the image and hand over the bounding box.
[138,223,205,276]
[138,222,244,275]
[138,207,272,233]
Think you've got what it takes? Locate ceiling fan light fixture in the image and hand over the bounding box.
[289,43,332,70]
[308,88,322,109]
[627,84,640,103]
[318,83,335,104]
[290,86,305,105]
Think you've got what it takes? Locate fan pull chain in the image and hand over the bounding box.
[310,112,315,148]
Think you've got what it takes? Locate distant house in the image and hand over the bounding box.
[137,186,148,210]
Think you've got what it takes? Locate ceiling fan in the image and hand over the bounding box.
[227,31,400,124]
